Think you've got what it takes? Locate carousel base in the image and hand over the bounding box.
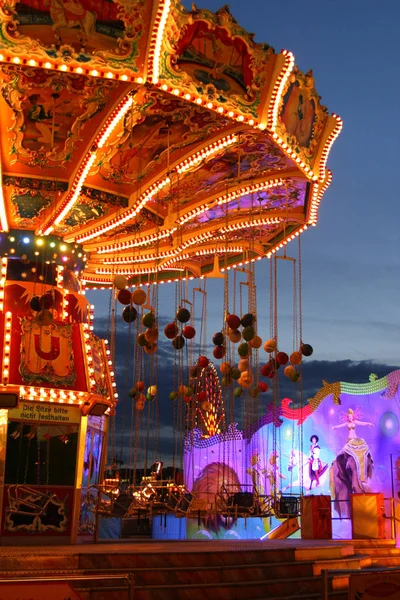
[0,538,399,599]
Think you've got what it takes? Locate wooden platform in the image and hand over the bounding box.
[0,538,399,599]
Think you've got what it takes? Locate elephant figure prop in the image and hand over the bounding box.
[330,439,374,519]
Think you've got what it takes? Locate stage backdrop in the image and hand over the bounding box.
[184,369,400,540]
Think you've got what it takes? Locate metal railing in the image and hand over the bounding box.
[0,573,134,600]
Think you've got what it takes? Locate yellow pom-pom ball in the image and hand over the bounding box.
[113,274,127,290]
[238,359,249,372]
[264,339,277,353]
[148,385,157,396]
[249,335,262,349]
[132,288,147,306]
[284,365,296,378]
[228,329,242,343]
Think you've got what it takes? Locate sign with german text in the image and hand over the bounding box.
[8,403,81,424]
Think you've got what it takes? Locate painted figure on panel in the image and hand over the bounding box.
[44,0,96,43]
[330,408,374,518]
[281,71,316,147]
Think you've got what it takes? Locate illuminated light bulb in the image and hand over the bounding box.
[90,69,99,76]
[161,84,168,91]
[60,64,68,71]
[121,74,128,81]
[0,53,4,61]
[137,77,144,84]
[106,72,114,78]
[12,56,21,64]
[173,88,180,95]
[238,115,244,121]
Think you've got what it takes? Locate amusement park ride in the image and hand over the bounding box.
[0,0,398,547]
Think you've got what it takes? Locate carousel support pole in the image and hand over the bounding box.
[0,410,8,536]
[70,414,88,544]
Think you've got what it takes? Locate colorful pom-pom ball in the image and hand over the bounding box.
[176,307,191,323]
[142,311,155,328]
[183,395,192,403]
[122,305,137,323]
[226,314,241,330]
[40,293,54,309]
[117,288,132,306]
[234,387,243,398]
[238,342,249,358]
[242,326,255,342]
[132,288,147,306]
[261,362,276,378]
[212,331,225,346]
[184,386,194,397]
[258,381,269,393]
[145,327,158,343]
[213,346,226,360]
[178,384,186,395]
[190,365,200,378]
[290,351,302,365]
[137,332,147,347]
[128,387,136,398]
[228,329,242,343]
[148,385,157,396]
[164,322,178,339]
[201,401,213,411]
[169,391,179,401]
[239,377,252,389]
[198,355,209,368]
[30,296,41,312]
[276,351,289,366]
[249,335,262,349]
[264,339,277,353]
[290,371,301,383]
[241,313,255,328]
[113,274,127,290]
[146,392,154,401]
[231,367,241,380]
[220,362,231,375]
[238,359,249,372]
[250,387,260,399]
[172,335,185,350]
[136,400,145,411]
[144,342,157,355]
[240,370,252,384]
[301,343,314,357]
[197,391,207,402]
[182,325,196,339]
[284,365,296,378]
[136,381,145,392]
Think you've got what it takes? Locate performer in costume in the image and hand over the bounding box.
[308,435,328,490]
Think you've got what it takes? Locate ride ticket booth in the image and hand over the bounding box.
[0,253,116,545]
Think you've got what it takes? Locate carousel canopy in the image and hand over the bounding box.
[0,0,341,286]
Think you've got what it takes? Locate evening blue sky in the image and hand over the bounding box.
[90,0,400,375]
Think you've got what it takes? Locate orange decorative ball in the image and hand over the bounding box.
[290,351,302,365]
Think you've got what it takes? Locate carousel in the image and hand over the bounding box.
[0,0,348,545]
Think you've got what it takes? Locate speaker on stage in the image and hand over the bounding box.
[351,493,386,539]
[227,492,254,508]
[301,495,332,539]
